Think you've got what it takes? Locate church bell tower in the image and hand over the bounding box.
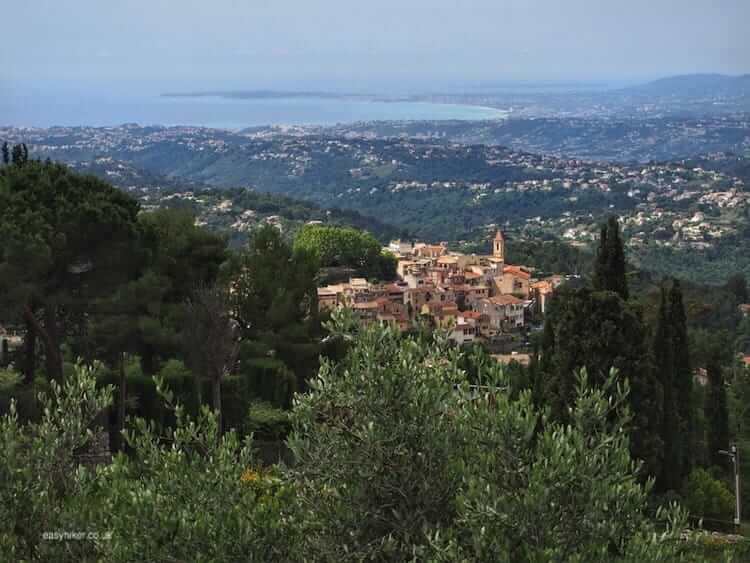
[493,229,505,262]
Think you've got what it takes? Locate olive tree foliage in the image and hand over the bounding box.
[287,313,467,561]
[0,363,114,561]
[287,310,688,562]
[1,320,695,562]
[90,378,295,563]
[0,365,296,563]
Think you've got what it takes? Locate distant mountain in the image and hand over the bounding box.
[628,74,750,98]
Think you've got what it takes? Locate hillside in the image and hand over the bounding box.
[66,157,403,246]
[628,74,750,98]
[4,124,750,283]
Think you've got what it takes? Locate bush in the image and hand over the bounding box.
[0,363,297,562]
[683,467,735,522]
[245,401,291,441]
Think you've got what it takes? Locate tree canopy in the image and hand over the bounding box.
[293,223,397,280]
[0,160,141,381]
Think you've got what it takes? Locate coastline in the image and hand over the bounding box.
[1,92,508,129]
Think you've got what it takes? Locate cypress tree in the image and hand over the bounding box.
[1,141,9,165]
[669,279,692,477]
[706,352,730,467]
[541,287,663,478]
[593,224,609,293]
[11,144,23,166]
[654,287,679,491]
[593,216,628,300]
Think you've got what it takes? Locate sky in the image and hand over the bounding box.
[1,0,749,95]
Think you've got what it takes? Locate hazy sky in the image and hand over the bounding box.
[2,0,749,94]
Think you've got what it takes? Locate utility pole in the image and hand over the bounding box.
[719,443,741,529]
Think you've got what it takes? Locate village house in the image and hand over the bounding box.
[473,294,527,334]
[449,313,481,346]
[318,230,560,344]
[496,265,531,298]
[530,275,565,315]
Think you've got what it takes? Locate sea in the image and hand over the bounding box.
[0,91,506,130]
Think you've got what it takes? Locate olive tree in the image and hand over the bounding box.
[287,310,688,562]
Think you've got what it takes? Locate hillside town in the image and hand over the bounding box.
[317,230,566,353]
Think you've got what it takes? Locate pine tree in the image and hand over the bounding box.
[593,216,628,300]
[669,279,692,477]
[1,142,9,165]
[706,352,730,467]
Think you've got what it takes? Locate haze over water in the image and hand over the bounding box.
[1,91,506,130]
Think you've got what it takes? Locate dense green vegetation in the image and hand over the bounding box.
[293,223,397,280]
[0,319,701,561]
[2,151,750,560]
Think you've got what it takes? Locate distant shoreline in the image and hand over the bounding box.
[160,91,508,120]
[1,92,508,129]
[161,90,366,100]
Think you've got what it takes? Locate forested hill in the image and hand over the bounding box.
[64,157,404,245]
[3,125,750,283]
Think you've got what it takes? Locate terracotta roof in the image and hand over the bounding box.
[492,353,530,366]
[488,295,525,306]
[423,301,458,312]
[318,286,344,296]
[531,280,554,291]
[503,265,530,280]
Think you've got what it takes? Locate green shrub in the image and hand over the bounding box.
[245,401,291,441]
[0,368,21,392]
[683,467,735,522]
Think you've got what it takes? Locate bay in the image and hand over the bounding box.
[1,92,506,129]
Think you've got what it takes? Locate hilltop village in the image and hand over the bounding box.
[317,231,566,353]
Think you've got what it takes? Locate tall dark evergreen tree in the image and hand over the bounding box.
[726,273,748,304]
[10,144,24,166]
[593,216,628,300]
[654,288,679,491]
[1,142,9,165]
[593,224,609,293]
[706,352,730,467]
[541,287,662,478]
[669,279,692,477]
